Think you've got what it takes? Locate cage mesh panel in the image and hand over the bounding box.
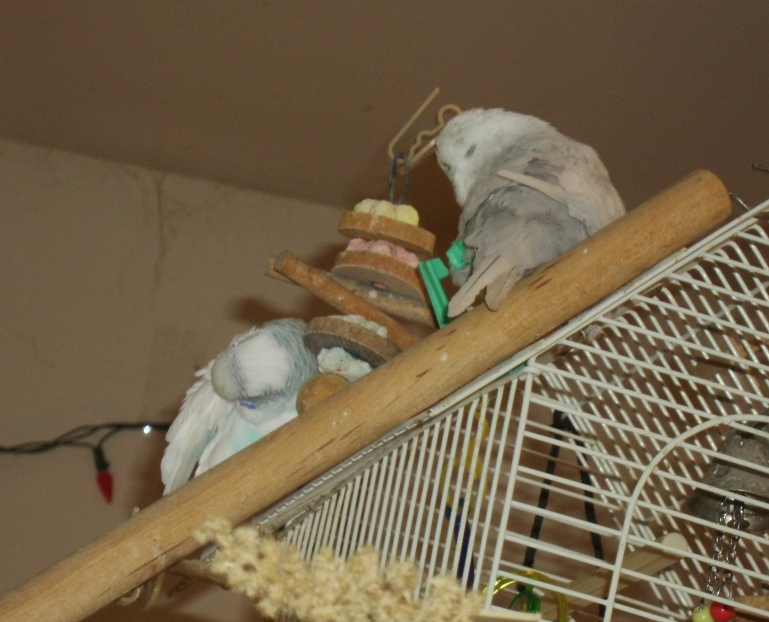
[255,201,769,621]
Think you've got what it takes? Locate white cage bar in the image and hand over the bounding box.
[256,198,769,621]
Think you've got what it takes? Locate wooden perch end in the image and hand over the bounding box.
[0,170,731,622]
[265,256,293,283]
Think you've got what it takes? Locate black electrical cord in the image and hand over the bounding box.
[0,422,169,455]
[1,422,171,502]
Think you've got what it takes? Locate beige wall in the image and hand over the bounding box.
[0,138,347,620]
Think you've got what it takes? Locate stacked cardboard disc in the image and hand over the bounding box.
[332,199,436,303]
[298,200,437,413]
[303,315,398,368]
[304,199,436,367]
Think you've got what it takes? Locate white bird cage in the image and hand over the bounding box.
[255,198,769,622]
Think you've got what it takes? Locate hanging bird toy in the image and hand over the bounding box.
[691,498,749,622]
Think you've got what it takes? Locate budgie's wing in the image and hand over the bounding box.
[519,140,625,234]
[448,185,589,317]
[195,404,298,476]
[560,162,625,233]
[160,360,233,494]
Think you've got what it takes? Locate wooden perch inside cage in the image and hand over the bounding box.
[736,595,769,622]
[0,170,731,622]
[538,532,690,619]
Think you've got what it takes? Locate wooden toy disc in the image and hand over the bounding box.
[338,212,435,258]
[331,250,427,301]
[303,316,399,367]
[296,373,349,414]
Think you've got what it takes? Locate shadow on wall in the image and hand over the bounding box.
[228,238,399,325]
[127,432,170,511]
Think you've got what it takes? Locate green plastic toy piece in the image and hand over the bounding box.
[508,584,541,613]
[418,240,472,328]
[419,257,451,328]
[446,239,470,270]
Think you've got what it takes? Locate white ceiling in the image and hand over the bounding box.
[2,1,768,232]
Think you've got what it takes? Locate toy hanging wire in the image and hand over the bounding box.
[730,193,750,213]
[387,87,462,170]
[388,153,409,204]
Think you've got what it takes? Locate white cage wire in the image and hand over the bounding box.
[255,198,769,621]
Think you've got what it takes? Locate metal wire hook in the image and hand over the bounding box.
[388,152,409,204]
[730,193,750,213]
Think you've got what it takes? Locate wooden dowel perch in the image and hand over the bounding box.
[539,532,689,619]
[0,170,731,622]
[272,251,422,351]
[266,256,436,326]
[736,595,769,622]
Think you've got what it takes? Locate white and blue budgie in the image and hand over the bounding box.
[160,318,317,494]
[435,108,625,317]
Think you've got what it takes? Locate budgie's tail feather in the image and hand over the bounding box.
[448,253,519,317]
[161,362,232,494]
[485,265,524,311]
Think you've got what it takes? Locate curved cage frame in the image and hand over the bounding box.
[256,197,769,621]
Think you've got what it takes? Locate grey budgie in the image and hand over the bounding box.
[161,318,317,494]
[435,108,625,317]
